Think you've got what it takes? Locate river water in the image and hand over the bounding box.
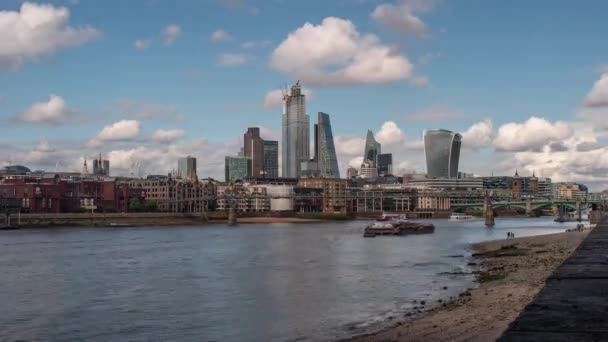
[0,218,571,341]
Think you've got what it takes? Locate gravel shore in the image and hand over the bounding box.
[347,230,590,342]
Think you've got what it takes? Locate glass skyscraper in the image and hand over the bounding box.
[225,156,251,183]
[423,129,462,178]
[263,140,279,178]
[316,112,340,178]
[363,130,381,165]
[377,153,393,176]
[282,81,310,178]
[244,127,264,177]
[178,156,197,181]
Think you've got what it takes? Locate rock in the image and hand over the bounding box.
[420,300,426,305]
[467,262,478,266]
[438,299,443,303]
[443,286,448,290]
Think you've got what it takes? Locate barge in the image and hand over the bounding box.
[363,213,434,237]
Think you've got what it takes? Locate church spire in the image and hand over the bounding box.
[514,169,519,177]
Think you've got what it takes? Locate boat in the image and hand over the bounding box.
[449,213,475,222]
[363,214,434,236]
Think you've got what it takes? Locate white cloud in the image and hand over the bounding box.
[18,95,72,124]
[133,39,150,50]
[262,87,313,109]
[584,73,608,107]
[33,139,55,153]
[151,128,185,143]
[219,53,250,66]
[241,40,271,49]
[270,17,417,85]
[0,2,100,71]
[335,136,366,156]
[95,120,141,142]
[375,121,404,145]
[162,24,181,46]
[348,156,364,168]
[493,116,573,152]
[371,0,434,37]
[462,119,493,150]
[210,29,231,42]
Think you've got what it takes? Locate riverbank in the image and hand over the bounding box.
[347,229,590,342]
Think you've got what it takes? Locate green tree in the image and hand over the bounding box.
[129,198,142,212]
[145,201,158,212]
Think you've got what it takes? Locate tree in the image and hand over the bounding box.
[145,201,158,212]
[129,198,142,212]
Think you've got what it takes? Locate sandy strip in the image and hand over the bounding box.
[347,230,590,342]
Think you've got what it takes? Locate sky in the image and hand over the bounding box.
[1,0,608,189]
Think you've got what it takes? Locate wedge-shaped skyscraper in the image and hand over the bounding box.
[423,129,462,178]
[315,112,340,178]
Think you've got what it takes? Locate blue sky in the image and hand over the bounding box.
[1,0,608,187]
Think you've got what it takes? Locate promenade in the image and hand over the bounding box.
[499,219,608,341]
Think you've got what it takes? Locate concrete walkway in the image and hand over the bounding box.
[499,221,608,341]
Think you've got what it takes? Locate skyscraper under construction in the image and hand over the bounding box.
[281,81,310,178]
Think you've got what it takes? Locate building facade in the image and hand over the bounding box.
[282,81,310,178]
[298,177,347,213]
[225,156,251,183]
[423,129,462,178]
[92,156,110,176]
[316,112,340,178]
[263,140,279,178]
[363,129,381,165]
[244,127,265,178]
[178,156,197,181]
[377,153,393,176]
[359,161,378,178]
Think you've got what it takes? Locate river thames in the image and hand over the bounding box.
[0,218,569,341]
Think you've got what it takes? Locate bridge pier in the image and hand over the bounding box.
[525,199,532,217]
[484,191,495,226]
[576,200,582,222]
[228,207,237,226]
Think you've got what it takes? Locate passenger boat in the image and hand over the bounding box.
[364,213,434,236]
[449,213,475,222]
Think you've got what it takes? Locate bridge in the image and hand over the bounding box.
[453,198,604,212]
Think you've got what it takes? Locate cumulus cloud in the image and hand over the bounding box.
[493,116,573,152]
[371,0,434,37]
[262,87,313,109]
[270,17,417,85]
[133,39,150,50]
[576,141,604,152]
[151,128,185,143]
[93,120,141,144]
[462,119,493,150]
[335,136,366,156]
[33,139,55,153]
[218,53,250,66]
[162,24,181,45]
[18,95,73,124]
[549,141,568,152]
[584,73,608,107]
[210,29,231,42]
[375,121,404,145]
[0,2,100,71]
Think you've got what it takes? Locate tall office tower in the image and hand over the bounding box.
[377,153,393,176]
[282,81,310,178]
[315,112,340,178]
[346,167,359,179]
[92,154,110,176]
[225,156,251,183]
[178,156,198,181]
[363,130,381,166]
[423,129,462,178]
[244,127,265,178]
[263,140,279,178]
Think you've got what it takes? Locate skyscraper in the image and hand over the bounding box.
[423,129,462,178]
[315,112,340,178]
[282,81,310,178]
[363,130,381,165]
[92,154,110,176]
[244,127,265,177]
[377,153,393,176]
[263,140,279,178]
[178,156,197,181]
[225,156,251,183]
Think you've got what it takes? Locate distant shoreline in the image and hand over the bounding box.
[345,229,590,342]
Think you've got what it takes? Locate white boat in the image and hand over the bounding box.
[449,213,475,221]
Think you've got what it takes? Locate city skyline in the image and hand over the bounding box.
[1,1,608,189]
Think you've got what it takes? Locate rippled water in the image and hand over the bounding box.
[0,218,571,341]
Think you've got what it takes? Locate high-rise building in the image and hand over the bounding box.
[347,167,359,179]
[315,112,340,178]
[244,127,265,178]
[92,154,110,176]
[178,156,197,181]
[282,81,310,178]
[225,156,251,183]
[363,130,381,165]
[423,129,462,178]
[359,161,378,178]
[377,153,393,176]
[263,140,279,178]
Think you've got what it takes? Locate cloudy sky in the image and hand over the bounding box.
[1,0,608,189]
